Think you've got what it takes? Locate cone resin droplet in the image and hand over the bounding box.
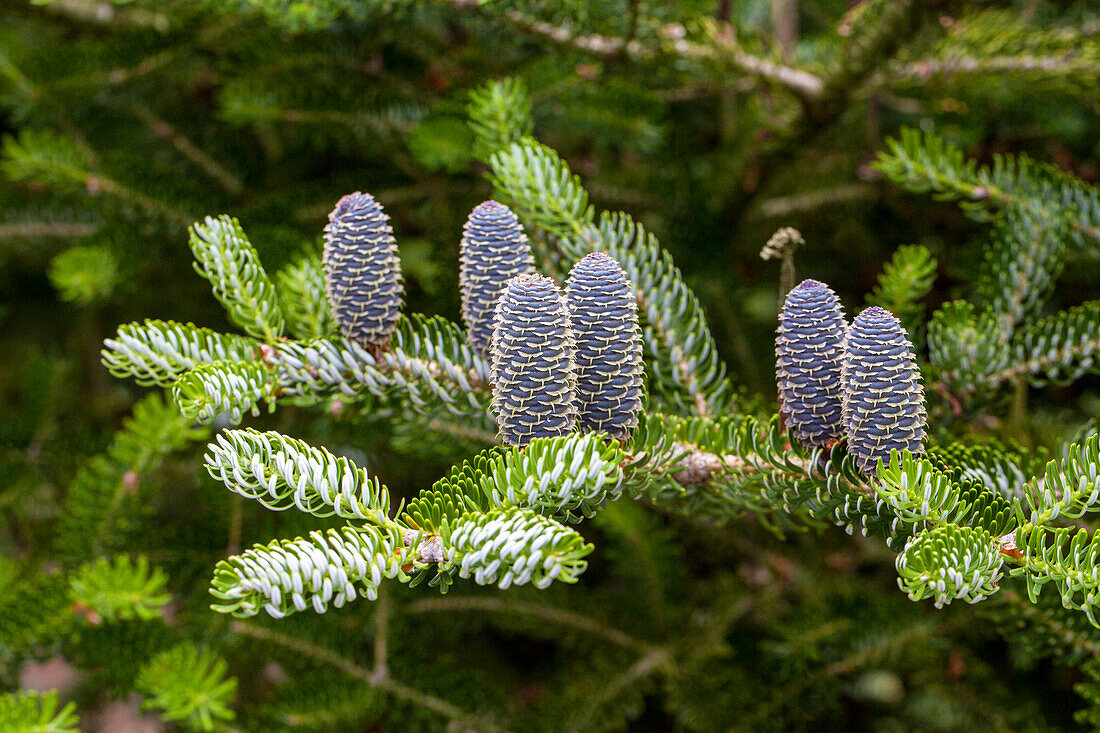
[775,279,848,448]
[565,252,644,440]
[460,201,535,357]
[322,192,404,347]
[490,274,576,447]
[843,306,926,474]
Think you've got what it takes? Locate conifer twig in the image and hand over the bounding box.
[824,622,932,676]
[0,222,98,239]
[480,6,825,99]
[9,137,191,225]
[0,54,34,98]
[231,621,514,733]
[46,50,178,89]
[566,646,671,732]
[756,183,874,218]
[371,590,389,683]
[406,597,650,652]
[36,0,170,30]
[133,104,245,196]
[890,54,1100,81]
[998,590,1100,659]
[728,0,931,227]
[671,24,825,99]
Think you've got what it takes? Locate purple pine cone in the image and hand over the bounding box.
[460,201,535,357]
[322,192,404,346]
[776,279,848,448]
[490,274,576,447]
[565,252,644,440]
[843,306,926,474]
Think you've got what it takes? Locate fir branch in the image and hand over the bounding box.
[819,0,922,105]
[1077,659,1100,729]
[1019,434,1100,526]
[977,204,1066,331]
[866,244,937,337]
[483,433,627,523]
[0,128,190,224]
[275,254,335,340]
[489,139,594,240]
[399,450,498,533]
[875,127,1100,246]
[928,301,1012,398]
[0,691,78,733]
[926,443,1033,502]
[930,299,1100,394]
[136,644,237,732]
[494,7,825,98]
[38,0,169,30]
[386,314,491,415]
[69,555,170,623]
[896,524,1004,608]
[189,215,286,342]
[997,436,1100,626]
[0,48,35,99]
[0,572,73,660]
[0,221,97,239]
[498,8,646,59]
[210,525,404,618]
[102,320,260,388]
[55,392,209,562]
[270,335,390,401]
[1,130,91,189]
[44,49,178,90]
[443,508,593,590]
[572,649,671,732]
[467,77,533,163]
[726,0,935,229]
[172,360,277,425]
[132,103,244,196]
[218,86,426,137]
[231,620,514,733]
[626,413,889,537]
[886,8,1100,88]
[1012,524,1100,626]
[270,315,491,417]
[204,428,392,523]
[873,450,1015,537]
[755,183,874,218]
[992,589,1100,665]
[48,244,118,305]
[873,451,965,526]
[684,21,825,98]
[893,53,1100,81]
[405,596,649,652]
[1007,300,1100,387]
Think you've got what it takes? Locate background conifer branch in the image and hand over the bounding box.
[231,619,515,733]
